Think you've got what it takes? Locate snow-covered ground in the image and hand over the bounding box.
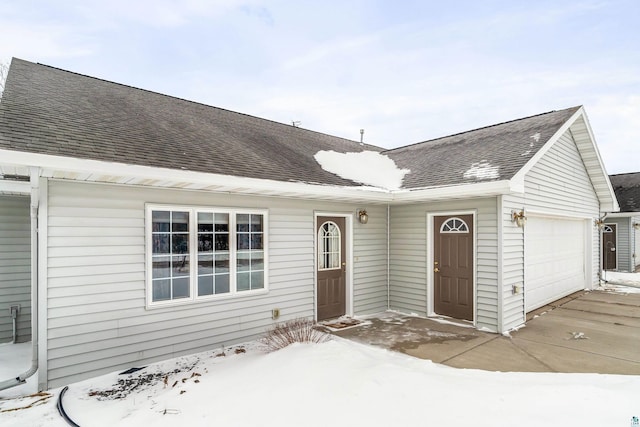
[0,342,36,398]
[2,276,639,426]
[599,271,640,292]
[1,337,639,427]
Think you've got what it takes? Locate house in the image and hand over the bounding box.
[0,58,618,391]
[603,173,640,272]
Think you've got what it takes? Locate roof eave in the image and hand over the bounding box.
[605,211,640,218]
[391,179,518,204]
[0,149,394,203]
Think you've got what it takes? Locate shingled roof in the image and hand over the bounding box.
[0,58,382,188]
[609,172,640,212]
[383,106,581,189]
[0,59,587,193]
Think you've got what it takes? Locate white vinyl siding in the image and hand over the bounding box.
[0,196,31,343]
[45,180,388,387]
[353,205,388,315]
[605,217,627,272]
[501,128,600,330]
[389,198,498,332]
[607,216,640,273]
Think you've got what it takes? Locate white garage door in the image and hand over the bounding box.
[525,216,586,312]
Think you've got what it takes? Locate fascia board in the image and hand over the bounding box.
[390,180,514,203]
[577,108,620,212]
[605,212,640,218]
[0,149,393,202]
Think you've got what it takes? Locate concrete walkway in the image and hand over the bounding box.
[330,290,640,374]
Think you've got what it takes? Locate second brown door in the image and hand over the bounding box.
[434,215,474,321]
[603,224,617,270]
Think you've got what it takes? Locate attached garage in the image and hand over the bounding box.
[524,215,588,312]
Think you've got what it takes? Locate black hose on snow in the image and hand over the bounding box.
[57,386,80,427]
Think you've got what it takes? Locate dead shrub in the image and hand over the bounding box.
[262,318,329,351]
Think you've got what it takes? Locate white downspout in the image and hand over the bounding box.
[387,204,390,309]
[0,168,39,391]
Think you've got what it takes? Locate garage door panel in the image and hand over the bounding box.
[525,216,586,312]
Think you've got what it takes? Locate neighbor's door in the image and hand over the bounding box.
[316,217,346,321]
[603,224,617,270]
[434,215,474,321]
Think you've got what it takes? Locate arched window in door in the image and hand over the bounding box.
[440,217,470,233]
[318,221,341,270]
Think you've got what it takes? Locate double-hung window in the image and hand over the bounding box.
[147,205,267,307]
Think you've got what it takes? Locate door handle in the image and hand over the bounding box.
[434,267,440,273]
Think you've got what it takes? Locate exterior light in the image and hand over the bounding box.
[633,222,640,231]
[511,209,526,228]
[358,210,369,224]
[594,218,605,230]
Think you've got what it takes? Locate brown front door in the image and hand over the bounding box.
[434,215,474,321]
[603,224,617,270]
[316,217,346,321]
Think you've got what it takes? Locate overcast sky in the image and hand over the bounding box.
[1,0,638,173]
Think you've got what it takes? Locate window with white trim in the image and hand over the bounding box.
[440,217,469,233]
[147,206,267,306]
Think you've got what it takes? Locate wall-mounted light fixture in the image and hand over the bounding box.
[511,209,526,228]
[594,218,605,230]
[633,222,640,231]
[357,209,369,224]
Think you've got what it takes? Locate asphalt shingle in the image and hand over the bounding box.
[609,172,640,213]
[0,59,381,187]
[0,59,582,191]
[383,106,580,189]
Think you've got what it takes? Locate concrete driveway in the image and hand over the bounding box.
[330,290,640,374]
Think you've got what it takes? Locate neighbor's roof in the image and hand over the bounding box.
[0,58,382,188]
[609,172,640,212]
[384,107,580,189]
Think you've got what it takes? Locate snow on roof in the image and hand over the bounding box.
[463,161,500,180]
[314,150,410,191]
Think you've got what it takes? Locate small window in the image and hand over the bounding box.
[440,217,469,233]
[603,225,613,233]
[318,221,341,270]
[147,205,268,307]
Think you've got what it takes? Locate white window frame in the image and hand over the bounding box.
[145,204,269,308]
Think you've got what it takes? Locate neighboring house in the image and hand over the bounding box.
[0,59,618,390]
[604,173,640,272]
